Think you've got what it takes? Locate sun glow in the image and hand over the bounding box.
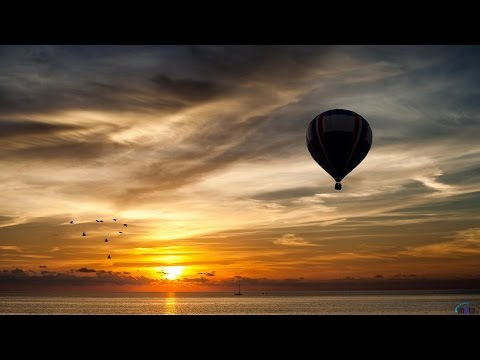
[159,266,185,280]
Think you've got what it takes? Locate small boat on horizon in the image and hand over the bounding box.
[234,284,243,296]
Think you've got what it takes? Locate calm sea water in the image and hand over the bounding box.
[1,291,479,315]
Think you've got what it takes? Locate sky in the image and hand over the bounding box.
[0,45,479,292]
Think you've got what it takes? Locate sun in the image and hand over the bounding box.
[160,266,185,280]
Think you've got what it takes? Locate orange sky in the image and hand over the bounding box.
[1,45,480,291]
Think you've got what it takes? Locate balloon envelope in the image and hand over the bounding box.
[306,109,372,189]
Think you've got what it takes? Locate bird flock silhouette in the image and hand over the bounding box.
[70,218,128,260]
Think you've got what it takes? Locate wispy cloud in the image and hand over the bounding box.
[403,228,480,258]
[273,234,318,247]
[0,246,22,251]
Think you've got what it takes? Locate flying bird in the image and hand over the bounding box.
[123,224,127,227]
[113,219,117,221]
[108,255,111,259]
[82,232,86,236]
[105,238,108,242]
[100,220,103,223]
[96,220,99,222]
[70,220,74,224]
[119,231,123,234]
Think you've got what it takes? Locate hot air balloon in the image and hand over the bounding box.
[306,109,372,190]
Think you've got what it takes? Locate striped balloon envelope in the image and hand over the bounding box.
[306,109,373,190]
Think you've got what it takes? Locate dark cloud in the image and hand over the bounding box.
[398,191,480,216]
[5,268,476,291]
[39,265,47,268]
[151,75,227,103]
[356,48,480,145]
[0,45,329,117]
[4,45,478,205]
[76,267,96,273]
[0,268,155,287]
[440,165,480,187]
[0,216,16,226]
[0,119,81,139]
[2,134,129,163]
[181,277,209,284]
[375,274,384,279]
[198,271,215,277]
[0,46,332,205]
[11,268,25,275]
[116,114,273,202]
[251,187,320,201]
[182,45,330,87]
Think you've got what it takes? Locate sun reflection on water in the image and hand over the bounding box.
[164,293,177,315]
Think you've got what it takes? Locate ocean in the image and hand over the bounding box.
[1,291,479,315]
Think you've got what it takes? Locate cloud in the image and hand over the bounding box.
[7,268,476,291]
[393,274,417,278]
[403,227,480,258]
[273,234,317,247]
[0,246,21,251]
[11,268,25,275]
[0,45,328,117]
[2,134,128,163]
[0,45,334,207]
[198,271,216,276]
[76,267,96,273]
[413,170,456,196]
[181,277,209,284]
[1,46,477,212]
[0,215,17,227]
[0,268,156,288]
[151,75,228,103]
[251,187,320,201]
[0,119,81,139]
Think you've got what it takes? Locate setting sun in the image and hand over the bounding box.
[162,266,185,280]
